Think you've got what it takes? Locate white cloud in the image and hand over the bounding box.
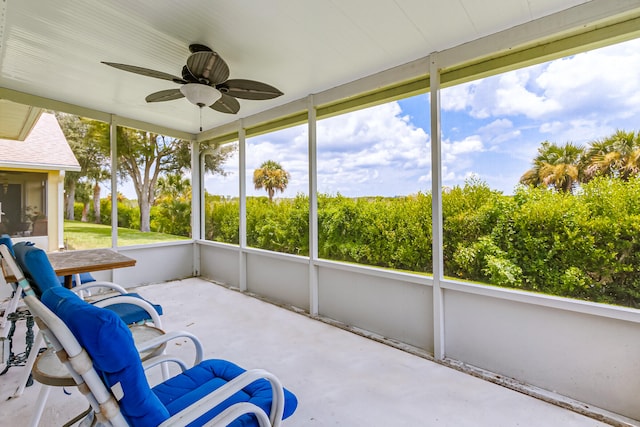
[478,119,521,145]
[206,102,433,197]
[537,39,640,117]
[314,102,431,195]
[441,83,476,111]
[443,135,484,157]
[493,69,562,118]
[442,38,640,126]
[448,68,561,119]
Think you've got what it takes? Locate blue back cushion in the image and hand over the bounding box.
[14,242,61,296]
[0,234,14,257]
[41,286,170,426]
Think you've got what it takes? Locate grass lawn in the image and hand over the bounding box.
[64,220,190,250]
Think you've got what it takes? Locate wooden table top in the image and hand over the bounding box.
[47,248,136,277]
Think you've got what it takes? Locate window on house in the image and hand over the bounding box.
[0,171,47,238]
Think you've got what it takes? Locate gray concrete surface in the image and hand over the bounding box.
[0,278,614,426]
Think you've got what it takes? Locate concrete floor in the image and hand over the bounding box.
[0,278,617,426]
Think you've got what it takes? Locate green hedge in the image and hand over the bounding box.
[203,177,640,308]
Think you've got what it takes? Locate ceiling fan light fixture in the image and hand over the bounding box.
[180,83,221,107]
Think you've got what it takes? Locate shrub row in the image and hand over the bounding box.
[204,177,640,308]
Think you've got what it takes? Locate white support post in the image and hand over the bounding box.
[199,146,209,243]
[238,122,247,292]
[57,170,65,250]
[308,95,319,315]
[191,139,201,276]
[110,116,118,251]
[430,53,445,360]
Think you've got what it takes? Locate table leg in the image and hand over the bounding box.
[14,331,43,397]
[63,275,73,289]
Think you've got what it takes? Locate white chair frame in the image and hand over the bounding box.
[0,244,288,427]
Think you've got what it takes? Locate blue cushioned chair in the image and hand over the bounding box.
[13,241,163,325]
[3,244,298,426]
[2,239,167,420]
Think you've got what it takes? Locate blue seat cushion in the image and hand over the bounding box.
[100,292,164,325]
[41,286,170,427]
[153,359,298,427]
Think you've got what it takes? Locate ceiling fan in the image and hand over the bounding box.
[102,43,283,115]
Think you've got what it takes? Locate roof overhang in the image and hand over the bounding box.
[0,100,42,141]
[0,161,81,172]
[1,1,639,141]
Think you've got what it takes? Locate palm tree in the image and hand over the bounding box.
[583,130,640,182]
[253,160,290,201]
[520,141,584,193]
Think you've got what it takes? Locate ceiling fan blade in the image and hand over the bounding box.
[181,65,200,83]
[186,51,230,85]
[218,79,284,100]
[210,93,240,114]
[189,43,213,53]
[102,62,186,84]
[145,89,184,103]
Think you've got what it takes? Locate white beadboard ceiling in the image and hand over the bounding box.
[0,0,636,136]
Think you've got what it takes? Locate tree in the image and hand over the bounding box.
[583,130,640,182]
[75,181,93,221]
[151,173,192,236]
[253,160,290,201]
[115,128,188,232]
[55,113,110,221]
[82,121,112,223]
[115,128,234,232]
[520,141,584,193]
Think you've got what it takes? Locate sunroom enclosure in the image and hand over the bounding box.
[2,2,640,424]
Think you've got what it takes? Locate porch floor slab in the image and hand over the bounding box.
[0,278,614,426]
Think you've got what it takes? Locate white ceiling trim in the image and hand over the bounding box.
[439,0,640,68]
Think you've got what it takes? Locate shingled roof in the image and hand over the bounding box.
[0,112,80,171]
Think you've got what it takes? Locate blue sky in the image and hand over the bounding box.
[202,37,640,198]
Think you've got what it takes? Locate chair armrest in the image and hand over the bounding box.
[141,354,189,373]
[91,295,162,329]
[73,281,127,295]
[158,369,285,427]
[136,330,204,367]
[194,402,272,427]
